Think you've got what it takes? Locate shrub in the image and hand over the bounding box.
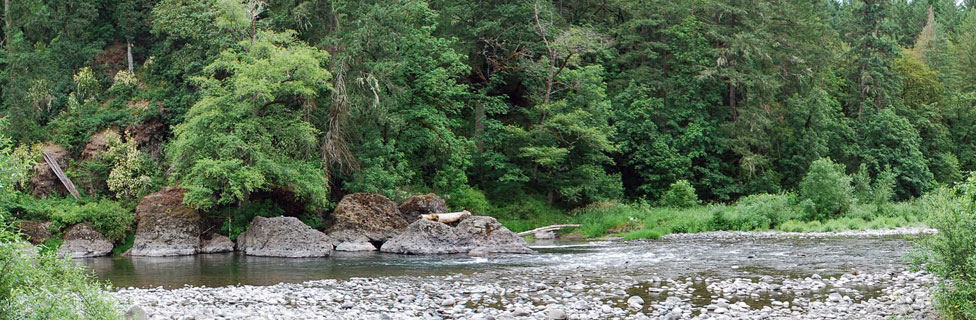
[711,208,772,231]
[0,214,121,320]
[105,136,158,201]
[911,173,976,319]
[735,193,802,227]
[799,158,852,219]
[447,186,491,215]
[485,195,568,233]
[48,200,135,243]
[660,180,699,208]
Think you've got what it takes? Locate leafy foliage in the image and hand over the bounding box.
[659,180,699,208]
[167,29,332,211]
[0,215,121,320]
[799,158,853,219]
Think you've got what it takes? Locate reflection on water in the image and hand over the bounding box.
[77,236,914,289]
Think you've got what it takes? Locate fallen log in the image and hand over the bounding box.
[420,210,472,224]
[516,224,581,237]
[43,151,80,199]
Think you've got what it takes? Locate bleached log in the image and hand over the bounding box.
[420,210,472,223]
[516,224,580,237]
[43,151,80,199]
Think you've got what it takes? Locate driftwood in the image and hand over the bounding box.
[516,224,580,237]
[43,151,80,199]
[420,210,472,224]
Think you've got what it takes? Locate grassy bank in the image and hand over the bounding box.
[490,192,938,240]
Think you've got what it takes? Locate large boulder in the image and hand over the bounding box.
[57,223,113,258]
[456,216,534,253]
[237,216,333,257]
[326,193,407,242]
[380,216,533,255]
[379,219,466,254]
[16,220,52,244]
[200,234,234,254]
[30,144,70,198]
[399,193,448,223]
[130,186,201,256]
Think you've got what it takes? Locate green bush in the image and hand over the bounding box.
[711,207,772,231]
[0,214,121,320]
[799,158,852,219]
[735,193,802,227]
[487,196,568,233]
[447,186,491,215]
[911,173,976,319]
[48,200,134,243]
[659,180,699,208]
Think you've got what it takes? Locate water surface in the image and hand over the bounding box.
[78,236,916,289]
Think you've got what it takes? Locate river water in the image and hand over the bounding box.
[78,235,917,289]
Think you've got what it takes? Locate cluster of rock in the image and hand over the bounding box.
[31,187,532,258]
[113,269,936,320]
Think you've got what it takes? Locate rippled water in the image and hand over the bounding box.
[77,235,917,289]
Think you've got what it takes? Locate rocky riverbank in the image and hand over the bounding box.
[110,229,939,320]
[115,270,936,320]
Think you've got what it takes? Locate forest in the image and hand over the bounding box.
[3,0,976,225]
[2,0,976,319]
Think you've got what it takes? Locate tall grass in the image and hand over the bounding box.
[491,192,936,240]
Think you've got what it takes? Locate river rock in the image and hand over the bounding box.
[325,193,407,242]
[57,223,113,258]
[380,216,532,254]
[329,229,378,252]
[627,296,644,309]
[237,216,333,257]
[399,193,448,223]
[547,308,568,320]
[468,247,489,257]
[379,219,465,254]
[30,144,70,198]
[16,220,52,244]
[456,216,533,254]
[130,186,202,256]
[200,234,234,253]
[125,305,149,320]
[335,241,377,252]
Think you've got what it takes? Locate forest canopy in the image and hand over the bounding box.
[1,0,975,213]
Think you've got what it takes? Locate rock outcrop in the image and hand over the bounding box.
[399,193,448,223]
[30,144,70,198]
[81,128,119,160]
[380,216,533,255]
[57,223,113,258]
[130,186,202,256]
[200,234,234,253]
[326,193,407,242]
[237,216,333,257]
[16,220,52,244]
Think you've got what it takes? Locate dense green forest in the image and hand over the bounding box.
[1,0,975,221]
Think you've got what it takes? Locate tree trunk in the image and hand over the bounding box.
[474,102,485,151]
[126,40,134,73]
[4,0,10,45]
[729,82,737,121]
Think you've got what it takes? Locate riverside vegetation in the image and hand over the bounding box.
[2,0,976,319]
